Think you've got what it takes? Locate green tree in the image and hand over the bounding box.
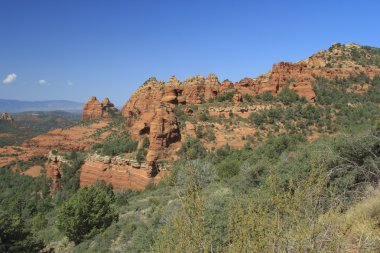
[277,85,302,105]
[56,181,118,244]
[179,137,207,160]
[0,210,44,253]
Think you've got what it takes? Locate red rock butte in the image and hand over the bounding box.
[2,43,380,191]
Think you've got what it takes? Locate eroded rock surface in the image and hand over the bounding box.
[82,97,119,121]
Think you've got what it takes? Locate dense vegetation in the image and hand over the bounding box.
[0,70,380,252]
[56,182,118,244]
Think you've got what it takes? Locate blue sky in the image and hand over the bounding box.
[1,0,379,105]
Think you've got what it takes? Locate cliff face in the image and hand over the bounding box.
[4,43,380,192]
[146,105,181,173]
[79,154,167,190]
[82,97,119,121]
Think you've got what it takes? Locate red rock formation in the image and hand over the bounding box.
[45,153,65,192]
[181,75,206,104]
[235,59,380,102]
[121,79,165,126]
[146,105,181,174]
[233,93,242,105]
[204,74,220,101]
[184,121,196,138]
[220,79,234,93]
[79,155,168,190]
[82,96,102,120]
[82,97,119,121]
[183,107,193,115]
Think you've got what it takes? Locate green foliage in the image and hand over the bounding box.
[198,111,210,121]
[56,181,118,244]
[0,169,52,218]
[58,152,85,201]
[209,91,236,103]
[250,112,266,126]
[277,85,304,105]
[351,46,380,67]
[142,136,150,149]
[136,148,147,163]
[216,159,241,179]
[259,91,275,102]
[179,137,207,160]
[0,210,44,253]
[100,132,138,156]
[242,93,255,103]
[142,76,158,86]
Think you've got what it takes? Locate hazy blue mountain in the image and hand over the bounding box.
[0,99,83,113]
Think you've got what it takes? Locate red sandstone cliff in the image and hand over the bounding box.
[4,43,380,192]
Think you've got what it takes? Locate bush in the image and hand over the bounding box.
[210,91,236,103]
[217,159,241,179]
[0,210,44,253]
[242,94,255,103]
[260,92,275,102]
[101,132,138,156]
[250,112,266,126]
[199,111,209,121]
[277,85,302,105]
[56,181,118,244]
[179,137,207,160]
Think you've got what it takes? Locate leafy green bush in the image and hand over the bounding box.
[0,210,44,253]
[59,152,85,200]
[198,111,209,121]
[259,92,275,102]
[277,85,303,105]
[179,137,207,160]
[250,112,266,126]
[101,132,138,156]
[217,159,241,179]
[242,94,255,103]
[209,91,236,103]
[56,181,118,244]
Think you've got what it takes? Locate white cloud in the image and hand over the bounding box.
[67,81,74,86]
[3,73,17,84]
[38,79,47,85]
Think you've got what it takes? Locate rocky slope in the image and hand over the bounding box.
[2,43,380,191]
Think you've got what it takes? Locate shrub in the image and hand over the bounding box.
[210,91,236,103]
[136,148,146,163]
[56,181,118,244]
[260,92,275,102]
[217,159,241,179]
[101,132,138,156]
[250,112,266,126]
[277,85,302,105]
[0,210,44,252]
[242,94,255,103]
[199,111,209,121]
[179,137,207,160]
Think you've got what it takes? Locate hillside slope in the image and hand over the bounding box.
[1,43,380,252]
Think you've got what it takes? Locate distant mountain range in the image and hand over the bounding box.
[0,99,83,113]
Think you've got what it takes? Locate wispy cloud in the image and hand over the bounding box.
[38,79,47,85]
[3,73,17,84]
[67,81,74,86]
